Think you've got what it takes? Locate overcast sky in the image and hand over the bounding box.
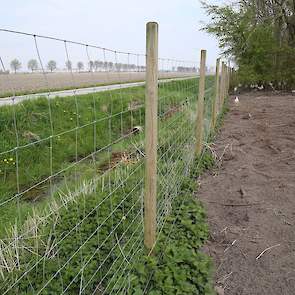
[1,0,222,71]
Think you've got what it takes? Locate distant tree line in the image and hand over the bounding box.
[176,66,197,73]
[7,59,199,74]
[7,58,147,74]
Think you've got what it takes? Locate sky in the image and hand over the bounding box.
[1,0,222,71]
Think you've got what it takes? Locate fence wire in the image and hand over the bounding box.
[0,29,218,294]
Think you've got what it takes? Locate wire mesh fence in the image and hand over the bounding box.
[0,24,229,294]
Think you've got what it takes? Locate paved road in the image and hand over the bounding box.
[0,77,195,107]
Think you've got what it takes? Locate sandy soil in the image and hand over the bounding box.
[0,71,192,95]
[199,92,295,295]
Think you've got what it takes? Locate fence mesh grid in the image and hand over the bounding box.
[0,29,219,294]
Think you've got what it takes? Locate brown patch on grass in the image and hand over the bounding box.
[98,151,139,172]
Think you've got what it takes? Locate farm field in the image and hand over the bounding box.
[199,93,295,295]
[0,71,194,97]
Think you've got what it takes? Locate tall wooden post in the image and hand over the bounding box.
[211,58,220,129]
[196,49,206,156]
[227,62,231,92]
[225,64,228,102]
[220,62,226,108]
[218,62,223,112]
[224,64,231,101]
[144,22,158,250]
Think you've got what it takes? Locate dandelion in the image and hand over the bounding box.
[9,158,13,162]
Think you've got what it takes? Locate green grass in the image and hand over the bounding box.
[0,76,219,294]
[0,77,215,236]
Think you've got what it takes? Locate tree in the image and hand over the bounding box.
[27,59,38,72]
[77,61,84,72]
[65,60,72,71]
[47,60,57,72]
[94,60,100,71]
[88,60,94,72]
[10,59,21,73]
[108,62,113,71]
[201,0,295,89]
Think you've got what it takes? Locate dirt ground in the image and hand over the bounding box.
[0,71,192,96]
[199,92,295,295]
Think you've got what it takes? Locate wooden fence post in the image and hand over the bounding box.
[211,58,220,129]
[144,22,158,250]
[227,62,230,96]
[218,62,223,112]
[195,49,207,156]
[220,62,226,108]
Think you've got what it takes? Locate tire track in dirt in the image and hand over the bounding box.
[198,92,295,295]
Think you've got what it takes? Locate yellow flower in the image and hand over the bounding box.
[9,158,13,162]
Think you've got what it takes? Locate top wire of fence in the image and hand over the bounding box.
[0,26,227,294]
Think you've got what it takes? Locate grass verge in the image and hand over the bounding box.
[127,153,215,295]
[0,77,214,236]
[0,77,220,294]
[126,99,229,295]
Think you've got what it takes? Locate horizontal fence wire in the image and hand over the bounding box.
[0,29,219,294]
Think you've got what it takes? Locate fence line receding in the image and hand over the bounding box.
[0,23,231,294]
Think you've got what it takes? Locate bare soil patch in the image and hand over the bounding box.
[0,71,192,96]
[199,92,295,295]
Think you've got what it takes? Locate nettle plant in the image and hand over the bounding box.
[127,174,214,295]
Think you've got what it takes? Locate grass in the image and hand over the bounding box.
[0,75,220,294]
[0,77,215,237]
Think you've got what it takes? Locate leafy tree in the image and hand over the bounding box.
[108,62,113,71]
[88,60,94,72]
[10,59,21,73]
[115,63,122,72]
[65,60,72,71]
[77,61,84,72]
[27,59,38,72]
[94,60,100,71]
[47,60,57,72]
[202,0,295,89]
